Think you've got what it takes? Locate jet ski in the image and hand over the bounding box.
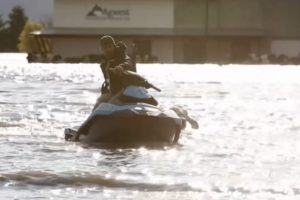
[65,71,198,144]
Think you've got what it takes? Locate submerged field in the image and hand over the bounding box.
[0,54,300,199]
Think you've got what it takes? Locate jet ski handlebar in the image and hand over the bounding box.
[147,83,161,92]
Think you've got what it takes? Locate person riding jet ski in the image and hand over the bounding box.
[65,36,199,143]
[93,35,135,111]
[71,36,141,141]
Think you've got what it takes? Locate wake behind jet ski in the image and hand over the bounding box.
[65,70,198,144]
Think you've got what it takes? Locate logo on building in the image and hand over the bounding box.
[86,4,130,20]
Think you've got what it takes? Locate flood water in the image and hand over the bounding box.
[1,54,300,199]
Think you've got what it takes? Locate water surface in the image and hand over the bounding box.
[0,54,300,199]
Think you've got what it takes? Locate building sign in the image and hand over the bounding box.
[54,0,174,29]
[86,4,130,20]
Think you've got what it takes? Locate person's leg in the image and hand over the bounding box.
[108,90,124,104]
[92,93,112,111]
[74,93,113,141]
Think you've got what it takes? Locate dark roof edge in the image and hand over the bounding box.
[31,28,266,37]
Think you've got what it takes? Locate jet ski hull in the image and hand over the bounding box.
[80,115,180,144]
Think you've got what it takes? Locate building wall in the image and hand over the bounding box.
[216,0,263,30]
[49,0,300,63]
[263,0,300,38]
[173,0,265,63]
[174,0,206,29]
[174,0,263,32]
[54,0,174,29]
[151,38,174,63]
[263,0,300,57]
[52,37,99,57]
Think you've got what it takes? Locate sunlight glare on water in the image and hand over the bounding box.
[0,54,300,199]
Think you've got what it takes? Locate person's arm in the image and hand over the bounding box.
[114,41,134,72]
[111,55,134,76]
[119,55,134,71]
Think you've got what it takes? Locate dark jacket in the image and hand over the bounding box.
[100,41,134,94]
